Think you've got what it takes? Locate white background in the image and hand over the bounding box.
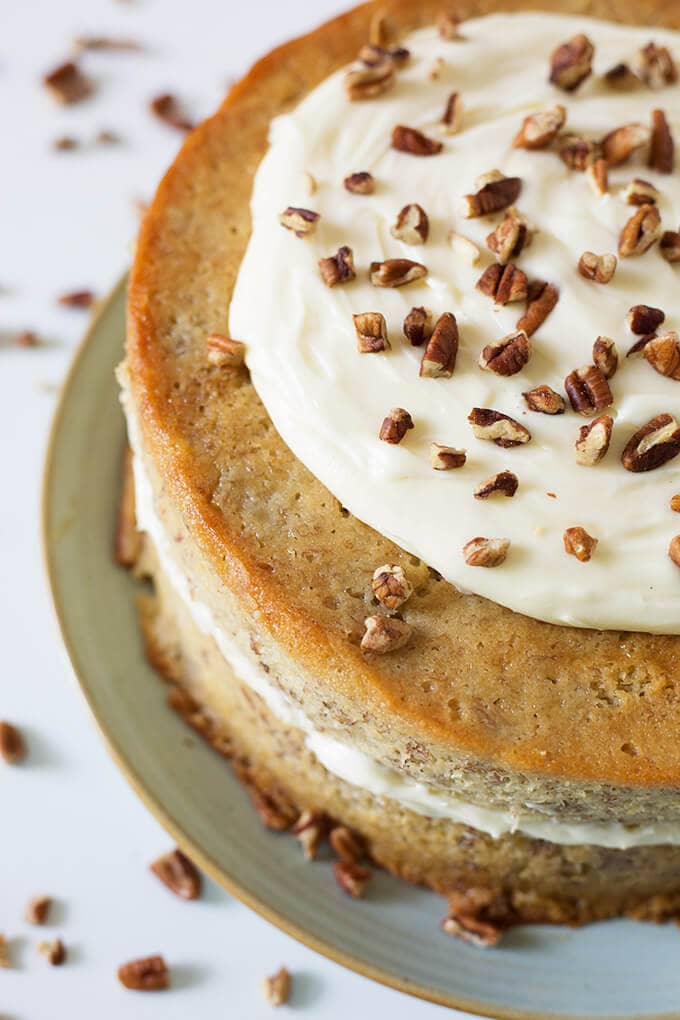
[1,1,474,1017]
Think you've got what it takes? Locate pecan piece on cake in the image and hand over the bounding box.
[486,209,532,264]
[370,258,427,287]
[0,721,26,764]
[623,178,659,205]
[565,366,613,416]
[361,615,411,653]
[43,60,93,104]
[601,123,649,166]
[516,280,559,336]
[206,333,246,368]
[649,109,674,174]
[621,414,680,472]
[464,173,521,217]
[474,471,518,499]
[558,133,601,170]
[618,204,661,257]
[379,407,413,443]
[333,860,372,895]
[279,207,319,237]
[429,443,466,470]
[603,62,640,90]
[420,312,458,377]
[661,230,680,263]
[463,537,510,567]
[575,414,614,466]
[118,955,169,991]
[150,848,202,900]
[563,527,598,562]
[578,252,617,284]
[627,304,665,334]
[468,408,531,447]
[372,564,413,609]
[403,306,433,346]
[318,246,355,287]
[344,171,375,194]
[476,263,528,305]
[522,384,565,415]
[391,203,429,244]
[513,105,566,149]
[586,158,609,196]
[391,125,442,156]
[549,34,594,91]
[479,330,530,376]
[633,42,677,89]
[441,92,464,134]
[592,337,618,379]
[345,55,395,100]
[643,332,680,380]
[262,967,291,1007]
[353,312,389,353]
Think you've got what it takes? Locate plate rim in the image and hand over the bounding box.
[40,275,677,1020]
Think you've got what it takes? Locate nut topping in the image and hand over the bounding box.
[118,955,169,991]
[563,527,598,562]
[0,721,26,764]
[486,209,532,264]
[621,413,680,472]
[586,158,609,196]
[344,171,375,194]
[649,108,674,173]
[601,123,649,166]
[618,204,661,257]
[429,443,466,470]
[403,306,433,346]
[516,280,559,336]
[474,471,518,499]
[549,34,594,91]
[345,56,395,100]
[463,537,510,567]
[476,263,528,304]
[26,896,52,925]
[43,61,93,104]
[353,312,389,353]
[603,63,641,90]
[441,92,464,134]
[643,332,680,380]
[464,174,521,217]
[206,333,246,368]
[379,407,413,444]
[468,408,531,447]
[262,967,291,1007]
[479,329,530,376]
[558,133,602,171]
[391,203,429,244]
[575,414,614,466]
[372,564,413,610]
[420,312,459,377]
[333,860,372,897]
[279,207,319,237]
[578,251,617,284]
[623,178,659,205]
[361,614,411,653]
[370,258,427,287]
[522,384,565,415]
[627,304,665,334]
[565,365,613,416]
[150,848,202,900]
[318,246,356,287]
[37,938,66,966]
[513,105,566,149]
[633,42,677,89]
[661,230,680,263]
[391,125,442,156]
[592,336,618,379]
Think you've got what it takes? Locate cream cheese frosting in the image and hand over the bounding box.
[229,12,680,634]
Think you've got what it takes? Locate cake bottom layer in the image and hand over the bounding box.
[133,536,680,931]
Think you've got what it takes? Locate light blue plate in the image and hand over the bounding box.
[44,277,680,1019]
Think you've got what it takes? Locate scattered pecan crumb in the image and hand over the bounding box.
[262,966,291,1007]
[522,384,565,415]
[0,935,10,968]
[353,311,389,353]
[622,414,680,472]
[441,92,463,134]
[565,365,613,416]
[601,122,649,166]
[318,246,355,287]
[370,258,427,287]
[448,231,480,264]
[0,721,26,764]
[344,171,375,194]
[669,536,680,567]
[118,955,169,991]
[379,407,413,444]
[516,280,559,337]
[623,177,659,205]
[603,62,640,90]
[627,304,665,334]
[53,135,79,151]
[58,289,95,309]
[26,896,52,926]
[558,133,601,170]
[618,203,662,257]
[372,564,413,610]
[633,42,677,89]
[476,263,528,305]
[74,35,141,51]
[661,230,680,263]
[206,333,246,368]
[420,312,458,377]
[429,443,466,470]
[468,408,530,447]
[578,251,617,284]
[333,860,372,896]
[246,783,297,831]
[643,332,680,380]
[16,330,40,348]
[279,207,319,237]
[391,203,429,244]
[592,336,618,378]
[43,61,93,104]
[474,471,518,500]
[441,913,501,947]
[329,826,365,863]
[649,108,674,173]
[670,494,680,513]
[464,174,521,217]
[463,537,510,568]
[150,93,194,131]
[486,208,532,264]
[479,329,530,376]
[575,414,613,466]
[391,124,442,156]
[549,34,594,91]
[437,10,463,40]
[37,938,66,966]
[513,105,566,149]
[403,306,433,346]
[361,615,411,654]
[586,158,609,196]
[563,526,598,561]
[291,811,329,860]
[151,848,202,900]
[345,55,395,100]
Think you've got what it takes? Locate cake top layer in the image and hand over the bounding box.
[230,12,680,634]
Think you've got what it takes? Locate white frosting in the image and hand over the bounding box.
[230,12,680,634]
[122,394,680,847]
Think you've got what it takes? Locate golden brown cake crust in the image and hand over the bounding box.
[127,0,680,789]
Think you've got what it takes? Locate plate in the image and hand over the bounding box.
[43,277,680,1020]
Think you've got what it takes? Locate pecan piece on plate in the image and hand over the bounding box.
[486,209,532,264]
[468,408,531,447]
[627,304,665,334]
[513,105,566,149]
[575,414,614,466]
[463,537,510,568]
[565,365,613,416]
[523,384,565,414]
[474,471,518,499]
[623,178,659,205]
[476,263,528,304]
[563,527,598,561]
[464,174,521,217]
[403,306,433,346]
[279,207,319,237]
[592,336,618,378]
[318,246,355,287]
[370,258,427,287]
[420,312,459,377]
[649,109,674,173]
[379,408,413,444]
[391,124,442,156]
[441,92,464,134]
[601,123,649,166]
[549,34,594,91]
[429,443,466,470]
[516,280,559,336]
[118,955,169,991]
[578,252,617,284]
[391,203,429,244]
[618,204,661,257]
[353,312,389,353]
[372,564,413,610]
[479,330,530,376]
[150,848,202,900]
[621,414,680,472]
[643,332,680,380]
[344,171,375,194]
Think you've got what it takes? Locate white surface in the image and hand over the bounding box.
[0,1,466,1017]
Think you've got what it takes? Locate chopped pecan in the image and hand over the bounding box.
[262,967,291,1007]
[468,408,531,447]
[516,280,559,337]
[370,258,427,287]
[345,56,394,100]
[420,313,458,377]
[649,109,674,173]
[0,721,26,764]
[37,938,66,966]
[391,203,429,244]
[669,536,680,567]
[670,494,680,513]
[601,123,649,166]
[476,263,528,304]
[623,177,659,205]
[379,407,413,444]
[463,537,510,568]
[549,34,594,91]
[565,365,613,416]
[441,92,463,134]
[246,783,297,831]
[513,105,566,149]
[486,209,532,264]
[150,93,193,131]
[391,125,442,156]
[318,246,355,287]
[344,171,375,194]
[437,10,463,40]
[661,230,680,263]
[575,414,614,466]
[441,913,502,947]
[479,329,530,376]
[618,204,661,257]
[333,860,372,896]
[291,810,329,860]
[586,158,609,196]
[151,848,202,900]
[329,826,366,863]
[372,564,413,610]
[361,615,411,654]
[43,61,92,104]
[26,896,52,925]
[578,251,617,284]
[558,133,601,170]
[633,42,677,89]
[627,304,665,334]
[403,306,433,346]
[58,289,95,309]
[429,443,466,470]
[206,333,246,368]
[279,207,319,237]
[592,336,618,378]
[448,231,481,264]
[464,174,521,217]
[474,471,518,499]
[563,526,598,561]
[522,384,565,415]
[353,312,389,353]
[603,62,640,90]
[621,413,680,472]
[118,955,169,991]
[643,332,680,380]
